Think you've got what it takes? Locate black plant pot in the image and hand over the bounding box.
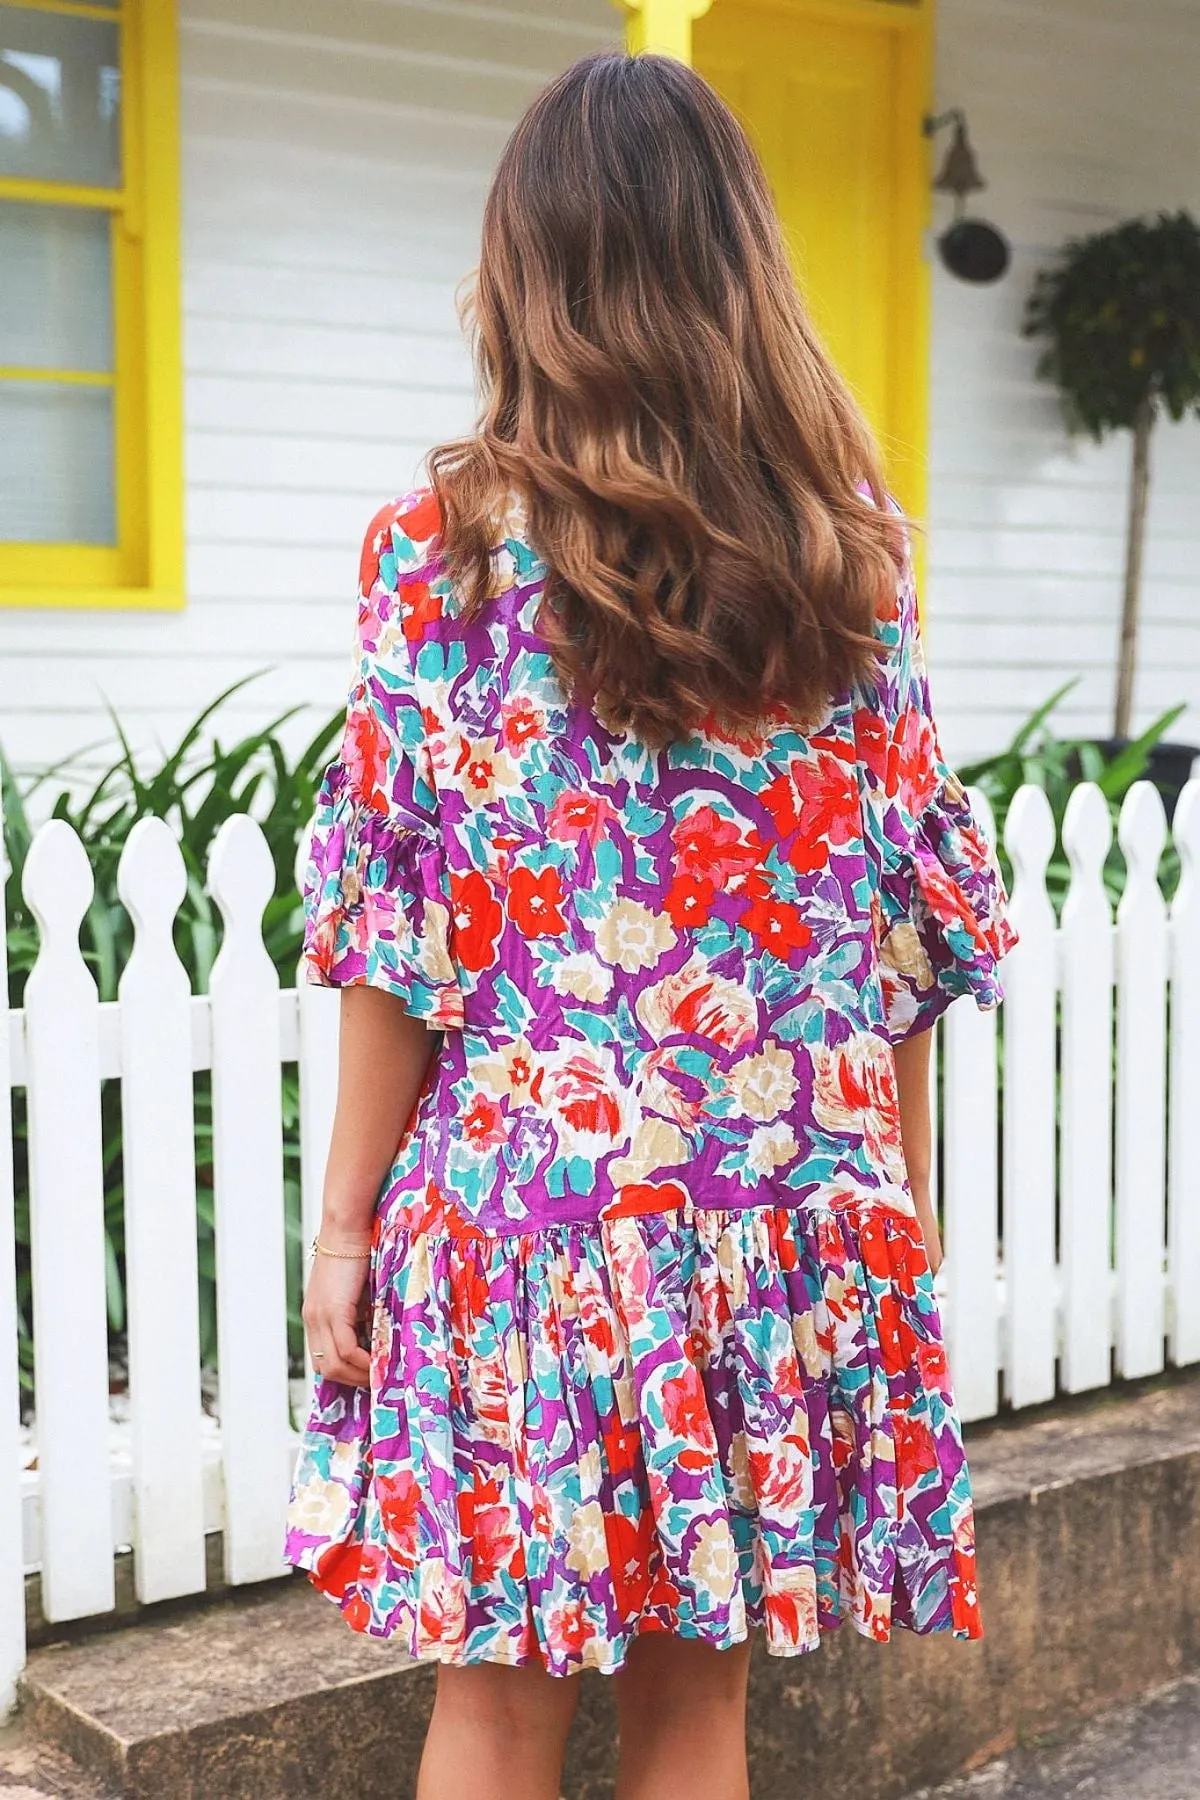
[1085,737,1200,823]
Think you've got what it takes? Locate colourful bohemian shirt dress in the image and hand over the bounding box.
[284,487,1017,1675]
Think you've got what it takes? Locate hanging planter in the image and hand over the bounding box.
[1024,211,1200,808]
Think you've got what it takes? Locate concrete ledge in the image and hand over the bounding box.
[16,1374,1200,1799]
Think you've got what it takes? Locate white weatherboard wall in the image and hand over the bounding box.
[927,0,1200,762]
[0,0,621,777]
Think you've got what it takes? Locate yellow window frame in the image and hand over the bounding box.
[0,0,183,610]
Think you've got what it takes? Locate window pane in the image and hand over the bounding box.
[0,202,112,370]
[0,7,121,187]
[0,379,115,544]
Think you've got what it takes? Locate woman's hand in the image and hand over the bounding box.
[302,1235,372,1385]
[302,986,438,1387]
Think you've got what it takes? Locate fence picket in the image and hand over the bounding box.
[941,786,1001,1422]
[117,822,207,1604]
[1168,782,1200,1363]
[1002,786,1058,1408]
[21,823,114,1621]
[208,816,291,1586]
[1114,783,1169,1379]
[0,787,23,1709]
[943,995,1000,1420]
[1059,784,1114,1392]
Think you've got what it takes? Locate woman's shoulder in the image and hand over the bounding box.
[358,485,543,604]
[358,487,445,598]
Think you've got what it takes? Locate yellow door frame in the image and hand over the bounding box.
[617,0,933,526]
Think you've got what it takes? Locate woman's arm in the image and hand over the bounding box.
[892,1027,942,1275]
[301,986,437,1384]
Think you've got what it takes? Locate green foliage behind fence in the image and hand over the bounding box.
[0,676,1187,1402]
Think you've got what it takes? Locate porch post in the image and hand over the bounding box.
[619,0,713,63]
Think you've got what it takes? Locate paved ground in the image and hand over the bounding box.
[909,1674,1200,1800]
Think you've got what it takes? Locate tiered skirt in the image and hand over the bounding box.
[285,1200,981,1675]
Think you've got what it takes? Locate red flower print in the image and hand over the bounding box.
[548,1053,624,1138]
[508,865,567,937]
[396,488,442,544]
[891,703,940,812]
[764,1589,804,1645]
[547,788,617,846]
[856,710,888,784]
[663,874,716,930]
[660,1369,717,1449]
[449,871,503,971]
[311,1536,365,1601]
[672,805,760,884]
[344,699,390,815]
[379,1469,422,1568]
[604,1509,654,1618]
[462,1094,508,1150]
[342,1591,371,1632]
[603,1179,689,1218]
[400,580,443,641]
[876,1289,918,1377]
[459,1479,522,1585]
[916,1338,950,1393]
[894,1410,940,1488]
[603,1416,641,1481]
[547,1600,588,1658]
[914,856,989,948]
[500,695,547,751]
[761,752,858,874]
[740,895,812,961]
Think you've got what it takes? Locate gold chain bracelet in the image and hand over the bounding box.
[310,1236,372,1260]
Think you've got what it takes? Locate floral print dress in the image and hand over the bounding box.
[284,488,1016,1675]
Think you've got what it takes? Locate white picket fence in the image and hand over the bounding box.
[1,776,1199,1710]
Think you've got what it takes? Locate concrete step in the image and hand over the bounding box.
[11,1372,1200,1800]
[909,1674,1200,1799]
[16,1582,434,1800]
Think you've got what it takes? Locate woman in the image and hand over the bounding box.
[286,49,1014,1800]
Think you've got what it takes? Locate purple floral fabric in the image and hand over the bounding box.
[285,488,1015,1671]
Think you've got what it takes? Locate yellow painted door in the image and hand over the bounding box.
[693,0,930,515]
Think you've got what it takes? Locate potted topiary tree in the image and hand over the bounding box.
[1024,211,1200,814]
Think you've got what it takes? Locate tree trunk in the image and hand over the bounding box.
[1114,398,1154,741]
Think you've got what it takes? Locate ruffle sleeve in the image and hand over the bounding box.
[301,494,465,1029]
[854,535,1017,1044]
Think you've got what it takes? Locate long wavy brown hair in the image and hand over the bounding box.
[429,51,906,744]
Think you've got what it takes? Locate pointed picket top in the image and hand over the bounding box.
[22,819,94,942]
[1058,781,1114,1396]
[1004,782,1056,889]
[1001,781,1058,1410]
[1062,781,1112,885]
[21,816,112,1623]
[1114,778,1168,1380]
[208,812,275,932]
[118,816,189,938]
[1169,778,1200,1364]
[1117,780,1167,915]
